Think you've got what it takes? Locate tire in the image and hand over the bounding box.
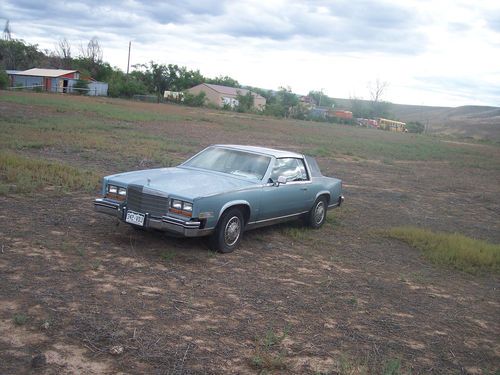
[307,196,327,229]
[209,208,244,253]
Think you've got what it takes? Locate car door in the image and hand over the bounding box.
[258,158,312,220]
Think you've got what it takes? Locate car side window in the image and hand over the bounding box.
[270,158,309,182]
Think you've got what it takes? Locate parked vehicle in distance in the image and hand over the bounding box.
[94,145,344,253]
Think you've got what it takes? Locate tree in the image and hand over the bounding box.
[175,66,204,90]
[107,69,147,98]
[0,69,8,89]
[75,37,110,80]
[245,86,272,101]
[206,75,240,88]
[132,62,174,100]
[55,38,72,69]
[308,90,336,108]
[236,91,254,112]
[368,79,388,103]
[349,95,369,118]
[145,62,169,101]
[277,86,299,117]
[367,79,391,118]
[0,39,45,70]
[262,86,299,118]
[80,37,103,66]
[289,102,310,120]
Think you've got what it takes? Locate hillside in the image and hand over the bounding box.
[391,104,500,140]
[333,97,500,141]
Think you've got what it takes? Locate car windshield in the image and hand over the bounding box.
[183,147,271,180]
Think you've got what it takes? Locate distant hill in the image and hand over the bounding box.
[333,98,500,141]
[391,104,500,141]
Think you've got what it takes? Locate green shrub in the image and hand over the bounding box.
[13,313,28,326]
[406,121,425,133]
[108,73,148,98]
[0,69,9,89]
[183,91,206,107]
[73,79,89,95]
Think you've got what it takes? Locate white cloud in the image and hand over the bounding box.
[1,0,499,106]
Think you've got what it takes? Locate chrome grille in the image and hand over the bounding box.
[126,184,169,218]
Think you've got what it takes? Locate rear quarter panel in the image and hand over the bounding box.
[311,176,342,206]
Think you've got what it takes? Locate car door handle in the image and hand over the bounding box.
[300,187,308,191]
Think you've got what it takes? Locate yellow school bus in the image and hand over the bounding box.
[377,118,407,132]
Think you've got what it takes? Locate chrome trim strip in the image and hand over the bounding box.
[94,198,122,218]
[328,195,344,208]
[142,186,169,198]
[162,216,201,228]
[94,198,121,209]
[248,210,309,225]
[266,180,311,187]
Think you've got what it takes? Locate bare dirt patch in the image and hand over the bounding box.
[1,93,499,374]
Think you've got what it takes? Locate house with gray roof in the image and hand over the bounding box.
[7,68,108,96]
[187,83,266,110]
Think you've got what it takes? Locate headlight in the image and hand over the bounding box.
[106,184,126,201]
[171,199,182,210]
[169,199,193,217]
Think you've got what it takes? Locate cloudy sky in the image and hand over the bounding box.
[2,0,499,107]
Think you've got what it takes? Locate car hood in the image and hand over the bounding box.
[105,166,258,199]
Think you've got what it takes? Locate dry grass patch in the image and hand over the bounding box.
[0,151,100,194]
[384,226,500,274]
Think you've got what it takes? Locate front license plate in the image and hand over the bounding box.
[126,210,145,226]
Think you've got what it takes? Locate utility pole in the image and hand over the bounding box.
[319,88,324,107]
[126,41,131,75]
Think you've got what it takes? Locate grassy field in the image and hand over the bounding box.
[1,91,499,374]
[2,92,499,179]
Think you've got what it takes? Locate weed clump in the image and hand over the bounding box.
[0,151,99,194]
[384,226,500,274]
[251,326,290,371]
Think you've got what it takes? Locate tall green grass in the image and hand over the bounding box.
[384,226,500,274]
[0,152,99,194]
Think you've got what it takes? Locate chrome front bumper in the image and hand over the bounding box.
[94,198,212,237]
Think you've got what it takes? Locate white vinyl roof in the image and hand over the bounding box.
[11,68,78,78]
[215,144,303,159]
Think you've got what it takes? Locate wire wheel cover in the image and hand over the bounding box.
[314,201,325,224]
[224,216,241,246]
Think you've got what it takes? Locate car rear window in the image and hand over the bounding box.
[305,155,323,177]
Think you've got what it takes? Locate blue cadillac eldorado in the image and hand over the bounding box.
[94,145,344,252]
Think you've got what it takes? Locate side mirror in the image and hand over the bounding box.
[277,176,287,185]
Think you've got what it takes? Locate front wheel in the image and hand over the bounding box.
[306,197,327,229]
[209,208,244,253]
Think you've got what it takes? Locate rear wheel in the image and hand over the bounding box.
[209,208,244,253]
[307,196,327,229]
